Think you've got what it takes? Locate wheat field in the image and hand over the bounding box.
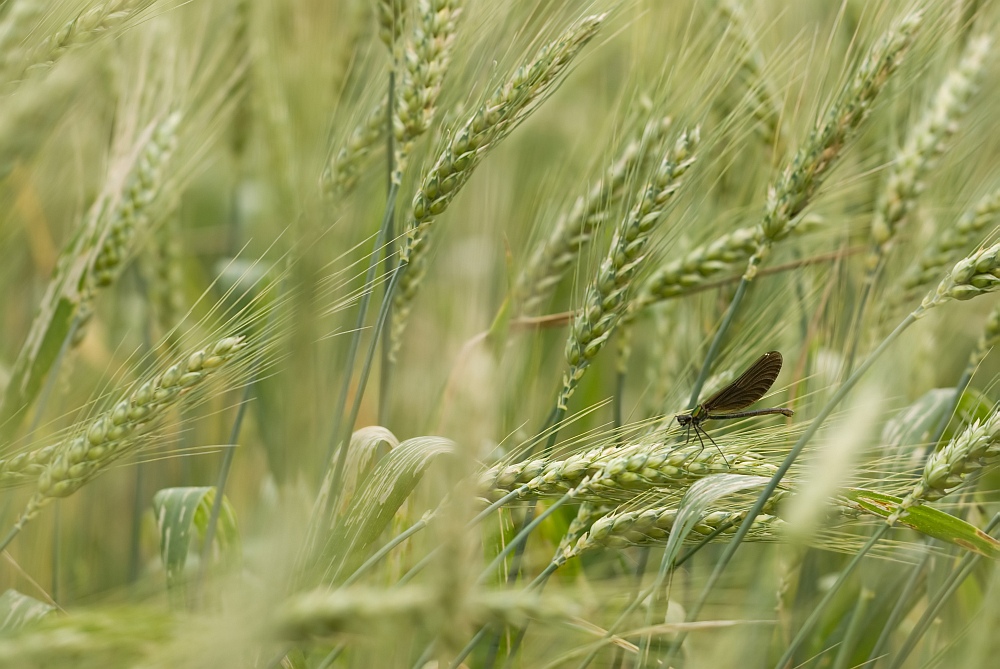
[1,1,1000,667]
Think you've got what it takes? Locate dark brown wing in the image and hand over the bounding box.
[701,351,783,413]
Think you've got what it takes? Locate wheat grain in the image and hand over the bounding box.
[377,0,407,50]
[921,241,1000,307]
[897,185,1000,307]
[0,444,60,488]
[393,0,463,178]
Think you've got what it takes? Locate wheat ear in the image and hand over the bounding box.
[9,336,247,535]
[482,438,777,502]
[745,12,922,279]
[897,185,1000,308]
[867,35,990,272]
[393,0,464,178]
[513,115,673,315]
[388,13,607,360]
[558,128,699,410]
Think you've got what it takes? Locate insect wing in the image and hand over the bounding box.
[701,351,783,413]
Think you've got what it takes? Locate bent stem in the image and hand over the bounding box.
[664,309,921,667]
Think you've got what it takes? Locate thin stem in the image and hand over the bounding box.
[477,493,572,586]
[576,522,736,669]
[843,272,876,379]
[51,502,60,603]
[316,646,343,669]
[665,310,920,667]
[325,182,401,474]
[867,549,930,666]
[927,368,974,454]
[0,524,23,554]
[128,462,145,584]
[342,516,428,587]
[198,382,254,592]
[481,406,566,667]
[611,549,650,669]
[200,283,284,598]
[392,486,530,587]
[452,495,573,669]
[614,368,625,438]
[397,549,436,586]
[499,559,564,669]
[832,587,873,669]
[379,69,398,424]
[888,513,1000,669]
[637,527,681,667]
[687,277,749,409]
[325,261,406,519]
[450,629,487,669]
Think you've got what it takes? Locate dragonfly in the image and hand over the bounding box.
[676,351,793,463]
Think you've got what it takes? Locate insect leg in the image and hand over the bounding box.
[688,424,706,462]
[699,425,730,467]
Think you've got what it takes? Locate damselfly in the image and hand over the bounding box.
[676,351,793,462]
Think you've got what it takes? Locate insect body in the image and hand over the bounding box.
[676,351,794,462]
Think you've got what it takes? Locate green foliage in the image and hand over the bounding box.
[2,1,1000,668]
[152,486,240,595]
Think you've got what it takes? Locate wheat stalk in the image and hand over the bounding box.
[558,128,699,409]
[867,34,990,272]
[389,13,607,359]
[513,115,673,315]
[482,438,778,502]
[897,185,1000,308]
[7,335,247,534]
[745,12,921,279]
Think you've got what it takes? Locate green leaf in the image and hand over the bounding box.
[841,488,1000,558]
[0,202,106,434]
[152,486,240,592]
[663,474,771,566]
[0,590,55,634]
[306,427,400,553]
[329,436,454,580]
